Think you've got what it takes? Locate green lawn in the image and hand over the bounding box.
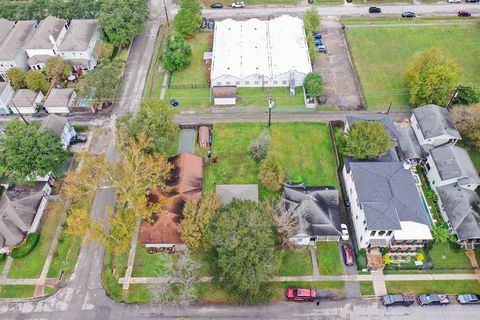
[316,242,343,275]
[0,285,36,299]
[196,283,229,302]
[466,147,480,171]
[342,17,480,26]
[196,122,339,196]
[279,249,313,276]
[164,87,211,111]
[8,200,65,279]
[359,281,375,296]
[237,87,305,109]
[386,280,480,295]
[131,247,176,277]
[429,244,472,270]
[345,24,480,111]
[47,233,81,279]
[103,252,129,302]
[201,0,300,6]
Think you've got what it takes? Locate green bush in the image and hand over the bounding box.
[11,233,40,259]
[0,254,5,262]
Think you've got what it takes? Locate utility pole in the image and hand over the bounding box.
[385,102,392,115]
[163,0,170,26]
[10,101,29,125]
[445,85,461,110]
[268,95,273,127]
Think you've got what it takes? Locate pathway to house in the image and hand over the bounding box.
[309,246,320,277]
[159,72,169,100]
[338,244,361,298]
[122,219,141,290]
[178,128,195,153]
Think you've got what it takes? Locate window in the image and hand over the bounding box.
[349,188,352,195]
[254,81,259,85]
[425,163,431,171]
[355,215,358,220]
[364,226,367,232]
[273,81,278,85]
[282,80,287,84]
[363,220,366,225]
[245,81,250,85]
[235,81,240,85]
[370,231,376,236]
[226,81,231,85]
[378,230,386,236]
[360,236,363,242]
[386,231,392,236]
[216,82,221,86]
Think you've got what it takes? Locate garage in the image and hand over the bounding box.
[212,86,237,105]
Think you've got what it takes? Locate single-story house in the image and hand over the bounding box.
[39,114,76,148]
[11,89,43,114]
[283,183,342,244]
[43,88,76,113]
[216,184,259,205]
[139,153,204,248]
[0,81,14,114]
[212,86,237,105]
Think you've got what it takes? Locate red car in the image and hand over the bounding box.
[458,11,471,17]
[287,288,316,302]
[342,244,355,266]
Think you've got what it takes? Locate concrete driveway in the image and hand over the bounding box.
[314,17,363,110]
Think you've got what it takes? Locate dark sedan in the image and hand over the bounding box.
[417,294,450,306]
[210,3,223,8]
[401,12,416,18]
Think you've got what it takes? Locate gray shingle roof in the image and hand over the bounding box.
[430,145,480,184]
[0,20,36,61]
[412,104,461,140]
[283,183,341,238]
[0,82,8,93]
[216,184,258,204]
[27,54,52,65]
[346,114,398,140]
[44,88,74,108]
[0,19,15,45]
[395,123,426,161]
[39,114,67,136]
[437,184,480,241]
[58,19,99,51]
[348,162,429,230]
[12,89,39,108]
[26,16,66,50]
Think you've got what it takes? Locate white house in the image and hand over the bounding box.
[11,89,43,114]
[342,161,432,252]
[211,16,312,88]
[39,114,76,148]
[58,19,100,71]
[43,88,76,113]
[0,82,14,114]
[25,16,68,70]
[411,104,461,150]
[0,20,37,80]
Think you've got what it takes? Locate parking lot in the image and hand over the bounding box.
[314,17,363,110]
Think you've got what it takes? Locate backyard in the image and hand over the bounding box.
[316,242,343,275]
[344,22,480,110]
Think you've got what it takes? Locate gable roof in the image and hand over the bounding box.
[283,183,341,238]
[430,145,480,184]
[58,19,99,51]
[0,19,15,45]
[347,162,429,230]
[216,184,258,204]
[412,104,461,140]
[12,89,39,108]
[437,184,480,241]
[44,88,74,108]
[39,114,67,136]
[394,123,426,161]
[0,20,36,61]
[26,16,66,50]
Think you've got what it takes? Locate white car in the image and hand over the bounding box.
[232,1,245,8]
[341,224,349,241]
[447,0,461,3]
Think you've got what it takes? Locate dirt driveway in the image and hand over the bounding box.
[314,17,363,110]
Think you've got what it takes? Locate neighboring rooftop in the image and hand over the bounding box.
[346,114,398,140]
[394,122,425,161]
[12,89,39,108]
[216,184,258,204]
[212,86,237,99]
[39,114,67,136]
[430,145,480,184]
[27,55,52,66]
[0,19,15,45]
[0,82,9,93]
[412,104,461,140]
[437,184,480,241]
[347,162,429,230]
[58,19,99,51]
[44,88,74,108]
[0,20,36,61]
[26,16,66,50]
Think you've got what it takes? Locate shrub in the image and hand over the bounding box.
[0,254,5,262]
[425,188,438,202]
[383,255,391,265]
[258,153,285,191]
[248,129,271,161]
[415,252,425,262]
[10,233,40,259]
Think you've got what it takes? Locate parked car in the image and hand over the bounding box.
[314,39,323,47]
[341,224,349,241]
[312,32,322,39]
[201,17,207,29]
[381,294,415,307]
[170,99,179,107]
[465,0,479,3]
[344,196,351,208]
[341,243,354,266]
[210,2,223,8]
[369,7,381,13]
[457,294,480,304]
[401,12,416,18]
[232,1,245,8]
[417,294,450,306]
[448,0,461,2]
[208,18,215,29]
[317,45,327,53]
[308,0,314,3]
[287,288,316,302]
[458,10,472,17]
[70,134,88,145]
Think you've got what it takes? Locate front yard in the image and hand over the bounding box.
[278,249,313,276]
[429,244,473,271]
[316,242,343,275]
[386,280,480,295]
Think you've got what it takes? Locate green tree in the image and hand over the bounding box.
[161,34,192,72]
[5,67,26,90]
[456,86,480,105]
[94,40,114,61]
[0,120,68,184]
[432,223,450,244]
[405,48,461,107]
[450,104,480,150]
[306,33,317,65]
[99,0,148,48]
[115,100,179,154]
[249,129,271,161]
[25,70,50,94]
[204,199,281,304]
[174,7,202,38]
[303,6,320,32]
[341,121,395,160]
[44,56,71,80]
[180,192,221,251]
[258,153,285,191]
[303,72,323,97]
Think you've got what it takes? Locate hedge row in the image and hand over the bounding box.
[11,233,40,259]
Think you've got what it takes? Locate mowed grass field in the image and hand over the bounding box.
[345,24,480,110]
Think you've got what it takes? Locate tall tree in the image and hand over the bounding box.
[180,192,221,251]
[44,56,71,80]
[174,2,202,39]
[248,129,271,161]
[456,86,480,105]
[204,199,281,304]
[450,104,480,150]
[115,100,179,154]
[341,121,395,160]
[258,153,285,191]
[99,0,148,48]
[5,67,26,90]
[405,48,461,107]
[0,120,68,184]
[25,70,50,94]
[303,72,323,97]
[432,223,450,244]
[161,34,192,72]
[303,6,320,32]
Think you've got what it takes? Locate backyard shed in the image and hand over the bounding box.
[212,86,237,105]
[198,126,210,148]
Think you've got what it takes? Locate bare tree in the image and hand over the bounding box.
[147,251,201,308]
[270,199,309,249]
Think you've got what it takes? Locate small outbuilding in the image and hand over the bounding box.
[212,86,237,105]
[44,88,76,113]
[11,89,43,114]
[216,184,259,205]
[198,126,210,148]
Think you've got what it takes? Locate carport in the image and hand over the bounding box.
[212,86,237,105]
